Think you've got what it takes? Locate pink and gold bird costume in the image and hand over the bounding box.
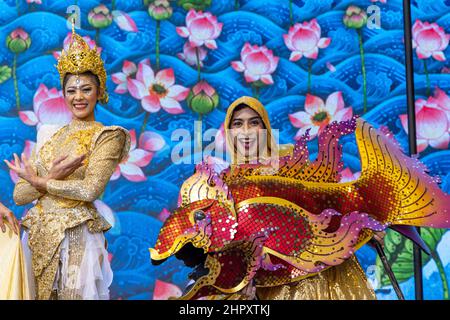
[150,116,450,300]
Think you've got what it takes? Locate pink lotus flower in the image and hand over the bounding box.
[231,43,279,85]
[429,87,450,133]
[111,10,138,32]
[339,168,361,183]
[177,42,207,67]
[53,33,102,60]
[400,96,449,152]
[283,19,331,61]
[112,129,165,182]
[19,84,72,129]
[10,140,35,184]
[26,0,42,4]
[127,64,189,114]
[431,87,450,113]
[176,9,223,49]
[289,91,353,140]
[112,59,150,94]
[153,280,182,300]
[412,20,449,61]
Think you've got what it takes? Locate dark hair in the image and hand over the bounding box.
[233,103,251,113]
[62,71,100,91]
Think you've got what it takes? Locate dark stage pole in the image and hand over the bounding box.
[371,240,405,300]
[402,0,423,300]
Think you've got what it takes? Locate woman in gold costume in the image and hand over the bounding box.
[5,27,130,300]
[223,96,377,300]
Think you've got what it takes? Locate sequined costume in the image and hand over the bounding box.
[150,96,449,300]
[14,120,130,300]
[13,24,130,300]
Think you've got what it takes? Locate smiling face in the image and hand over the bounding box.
[229,106,267,163]
[63,73,101,121]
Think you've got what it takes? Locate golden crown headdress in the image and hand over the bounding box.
[56,18,108,104]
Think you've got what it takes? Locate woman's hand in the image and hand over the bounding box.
[0,202,20,235]
[4,153,85,193]
[5,153,47,192]
[4,153,38,186]
[47,154,86,181]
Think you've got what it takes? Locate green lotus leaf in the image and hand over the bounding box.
[376,228,448,298]
[0,65,12,84]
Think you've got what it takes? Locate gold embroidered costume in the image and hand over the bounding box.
[15,120,130,299]
[13,23,130,300]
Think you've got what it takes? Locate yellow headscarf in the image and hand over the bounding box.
[224,96,292,164]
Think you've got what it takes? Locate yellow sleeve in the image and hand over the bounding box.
[13,147,44,206]
[46,129,127,202]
